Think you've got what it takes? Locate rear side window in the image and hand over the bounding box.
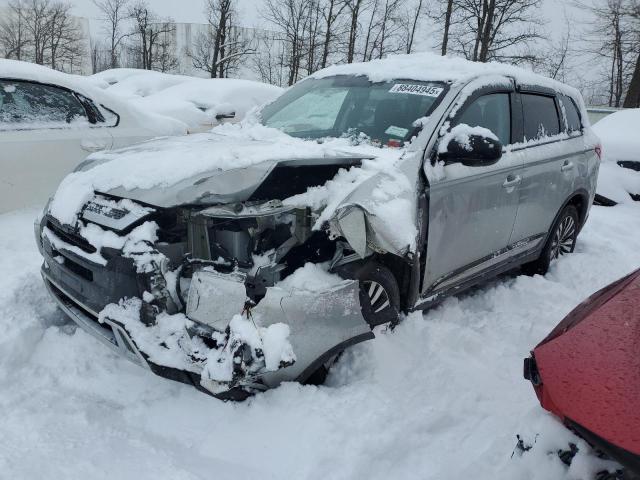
[521,93,560,141]
[0,80,88,130]
[454,93,511,145]
[560,95,582,134]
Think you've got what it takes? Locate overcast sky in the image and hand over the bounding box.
[2,0,588,45]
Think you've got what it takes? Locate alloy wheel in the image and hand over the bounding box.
[362,280,391,313]
[550,215,576,260]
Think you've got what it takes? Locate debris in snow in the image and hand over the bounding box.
[99,297,295,390]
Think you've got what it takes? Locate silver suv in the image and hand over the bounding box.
[36,54,600,398]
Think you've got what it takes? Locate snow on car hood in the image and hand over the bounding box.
[49,122,404,226]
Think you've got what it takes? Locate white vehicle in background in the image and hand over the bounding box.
[592,108,640,203]
[0,61,283,214]
[0,60,186,214]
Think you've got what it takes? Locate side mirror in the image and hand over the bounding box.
[439,129,503,167]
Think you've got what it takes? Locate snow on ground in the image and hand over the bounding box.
[89,69,283,132]
[1,202,640,479]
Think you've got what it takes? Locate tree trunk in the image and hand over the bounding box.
[441,0,453,55]
[624,51,640,108]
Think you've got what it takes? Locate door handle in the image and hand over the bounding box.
[561,161,574,172]
[502,175,522,189]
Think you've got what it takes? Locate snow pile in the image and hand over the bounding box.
[90,69,283,132]
[593,109,640,202]
[2,201,640,478]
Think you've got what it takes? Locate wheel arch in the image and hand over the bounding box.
[541,189,590,248]
[566,189,590,231]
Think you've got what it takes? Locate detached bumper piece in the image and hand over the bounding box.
[524,268,640,475]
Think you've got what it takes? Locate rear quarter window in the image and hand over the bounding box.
[560,95,583,134]
[521,93,561,141]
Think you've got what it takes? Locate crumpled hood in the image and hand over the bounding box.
[49,126,383,225]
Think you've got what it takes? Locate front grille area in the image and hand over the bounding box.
[46,218,97,254]
[62,256,94,281]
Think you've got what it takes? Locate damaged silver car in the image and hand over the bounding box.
[36,54,600,399]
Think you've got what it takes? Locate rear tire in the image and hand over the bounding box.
[522,205,579,276]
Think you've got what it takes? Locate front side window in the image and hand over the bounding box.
[453,93,511,145]
[521,93,560,141]
[0,80,89,130]
[261,76,446,146]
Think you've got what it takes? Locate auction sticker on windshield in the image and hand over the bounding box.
[389,84,443,97]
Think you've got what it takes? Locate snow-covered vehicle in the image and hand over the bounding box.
[36,53,600,399]
[89,69,283,134]
[524,268,640,475]
[0,61,282,214]
[592,108,640,204]
[0,60,185,214]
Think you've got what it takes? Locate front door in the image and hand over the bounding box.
[422,89,525,294]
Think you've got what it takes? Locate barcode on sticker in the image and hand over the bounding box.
[389,84,444,97]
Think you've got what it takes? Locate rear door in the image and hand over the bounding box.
[508,89,583,245]
[422,85,526,294]
[0,79,113,214]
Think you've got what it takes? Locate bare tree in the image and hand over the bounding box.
[343,0,367,63]
[189,0,254,78]
[261,0,314,85]
[47,2,85,71]
[400,0,424,54]
[21,0,54,65]
[442,0,454,55]
[624,0,640,107]
[575,0,636,107]
[319,0,347,68]
[93,0,129,69]
[128,0,177,71]
[0,0,30,60]
[450,0,543,63]
[251,30,288,86]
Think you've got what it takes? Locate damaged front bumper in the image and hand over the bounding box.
[39,226,373,398]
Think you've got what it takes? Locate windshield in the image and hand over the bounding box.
[261,76,446,146]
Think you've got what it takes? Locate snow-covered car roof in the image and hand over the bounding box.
[89,69,283,132]
[313,52,580,98]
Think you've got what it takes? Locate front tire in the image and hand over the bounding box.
[335,260,401,327]
[522,205,579,276]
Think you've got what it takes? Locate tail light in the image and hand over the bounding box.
[594,144,602,161]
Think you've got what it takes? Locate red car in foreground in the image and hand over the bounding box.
[524,268,640,475]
